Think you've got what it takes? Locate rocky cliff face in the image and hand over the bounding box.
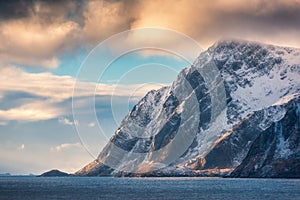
[230,96,300,178]
[76,40,300,177]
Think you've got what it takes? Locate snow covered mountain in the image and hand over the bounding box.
[76,40,300,177]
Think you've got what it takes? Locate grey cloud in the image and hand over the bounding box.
[200,1,300,47]
[0,91,46,110]
[0,0,34,21]
[220,1,300,29]
[1,0,300,69]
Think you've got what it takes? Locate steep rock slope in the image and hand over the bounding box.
[76,40,300,177]
[230,96,300,178]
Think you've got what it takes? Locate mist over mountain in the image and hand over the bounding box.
[76,39,300,178]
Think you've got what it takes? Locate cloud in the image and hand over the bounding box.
[0,0,82,68]
[0,17,80,68]
[88,122,96,127]
[1,0,300,69]
[0,1,34,20]
[81,0,300,49]
[0,66,76,101]
[58,117,78,126]
[1,0,299,122]
[0,121,8,126]
[129,0,300,48]
[50,143,83,152]
[0,0,134,68]
[0,66,161,101]
[83,0,135,44]
[0,66,162,122]
[0,0,80,21]
[0,101,65,121]
[17,144,25,151]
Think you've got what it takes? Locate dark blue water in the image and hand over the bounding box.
[0,177,299,200]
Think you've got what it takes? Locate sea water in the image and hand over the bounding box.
[0,177,299,199]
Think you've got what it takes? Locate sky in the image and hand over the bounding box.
[1,0,300,175]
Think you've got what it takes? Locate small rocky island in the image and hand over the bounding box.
[38,169,70,177]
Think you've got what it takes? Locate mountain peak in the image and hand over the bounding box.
[210,38,274,50]
[208,38,300,58]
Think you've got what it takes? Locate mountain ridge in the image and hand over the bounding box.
[76,39,300,177]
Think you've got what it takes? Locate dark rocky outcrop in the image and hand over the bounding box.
[39,169,70,177]
[230,97,300,178]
